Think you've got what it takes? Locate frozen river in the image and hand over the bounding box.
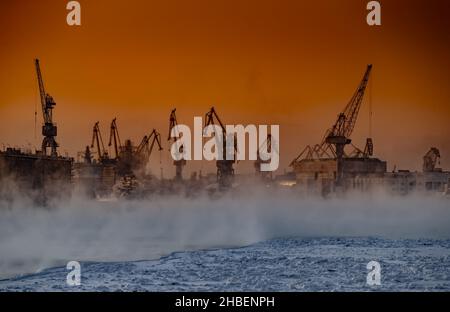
[1,237,449,291]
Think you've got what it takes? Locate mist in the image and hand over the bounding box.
[0,185,449,279]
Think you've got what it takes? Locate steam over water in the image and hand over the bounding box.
[0,187,449,279]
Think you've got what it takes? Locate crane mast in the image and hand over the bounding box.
[108,118,122,160]
[168,109,186,181]
[35,59,58,157]
[91,122,108,162]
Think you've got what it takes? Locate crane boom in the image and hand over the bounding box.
[328,64,372,139]
[204,107,238,155]
[148,130,163,155]
[35,60,50,123]
[91,122,108,161]
[204,107,227,134]
[136,129,163,161]
[325,64,372,186]
[108,118,122,159]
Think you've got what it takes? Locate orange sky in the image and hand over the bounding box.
[0,0,449,176]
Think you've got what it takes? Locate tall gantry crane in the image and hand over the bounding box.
[91,122,109,162]
[168,109,187,181]
[204,107,237,187]
[35,59,58,157]
[136,129,163,167]
[291,65,373,186]
[325,64,372,185]
[108,118,122,160]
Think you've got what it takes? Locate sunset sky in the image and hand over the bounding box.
[0,0,449,176]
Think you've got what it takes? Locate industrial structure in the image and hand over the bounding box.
[109,118,122,161]
[91,121,111,163]
[290,65,449,196]
[1,60,449,201]
[382,148,449,195]
[35,59,59,157]
[290,65,386,195]
[204,107,237,188]
[74,118,164,197]
[72,121,116,197]
[0,59,72,202]
[135,129,163,170]
[168,109,187,181]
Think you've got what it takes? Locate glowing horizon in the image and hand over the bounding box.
[1,0,449,176]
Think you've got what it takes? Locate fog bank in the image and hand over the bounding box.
[0,188,449,278]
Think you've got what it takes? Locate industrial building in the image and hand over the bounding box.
[0,60,448,200]
[0,59,73,202]
[290,65,449,196]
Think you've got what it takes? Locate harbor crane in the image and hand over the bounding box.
[136,129,163,167]
[168,109,186,181]
[35,59,58,157]
[91,122,109,163]
[423,147,441,172]
[325,64,372,185]
[204,107,237,187]
[108,118,122,160]
[291,65,373,186]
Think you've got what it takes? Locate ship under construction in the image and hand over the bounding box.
[1,60,449,201]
